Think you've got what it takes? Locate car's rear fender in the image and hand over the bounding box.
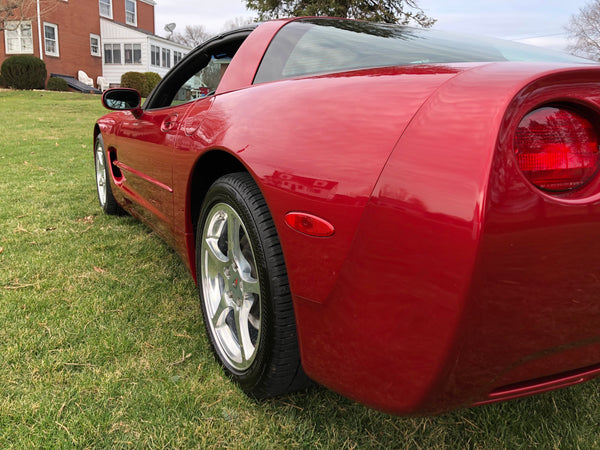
[433,66,600,411]
[175,65,463,303]
[292,63,600,414]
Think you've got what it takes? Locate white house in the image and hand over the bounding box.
[100,18,191,86]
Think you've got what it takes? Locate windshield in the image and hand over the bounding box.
[254,18,592,84]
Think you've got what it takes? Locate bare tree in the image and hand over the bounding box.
[170,24,211,48]
[222,16,256,31]
[200,60,222,91]
[566,0,600,60]
[1,0,59,31]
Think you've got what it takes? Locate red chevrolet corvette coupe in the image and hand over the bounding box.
[94,17,600,415]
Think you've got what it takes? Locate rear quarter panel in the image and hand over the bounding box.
[292,63,600,414]
[437,67,600,411]
[174,66,462,303]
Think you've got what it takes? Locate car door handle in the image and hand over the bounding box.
[161,113,179,132]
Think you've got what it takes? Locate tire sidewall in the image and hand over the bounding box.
[94,134,108,210]
[196,177,274,393]
[95,134,123,215]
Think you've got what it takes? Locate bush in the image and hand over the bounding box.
[46,77,69,92]
[143,72,161,96]
[121,72,148,97]
[1,55,46,90]
[120,71,162,97]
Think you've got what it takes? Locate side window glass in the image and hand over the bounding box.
[254,23,310,84]
[145,30,253,110]
[170,56,230,106]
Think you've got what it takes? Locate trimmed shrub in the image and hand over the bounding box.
[143,72,161,97]
[120,71,148,96]
[47,77,69,92]
[1,55,46,90]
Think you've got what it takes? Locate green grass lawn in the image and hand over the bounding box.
[1,89,600,448]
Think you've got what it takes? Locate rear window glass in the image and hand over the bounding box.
[254,18,590,84]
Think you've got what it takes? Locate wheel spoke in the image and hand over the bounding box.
[211,292,232,330]
[242,278,260,295]
[204,236,229,279]
[226,213,254,280]
[227,213,242,266]
[205,213,228,262]
[235,299,255,363]
[246,294,261,331]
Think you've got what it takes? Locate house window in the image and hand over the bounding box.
[173,51,182,65]
[150,45,160,66]
[90,34,101,57]
[161,48,170,68]
[104,43,121,64]
[124,43,142,64]
[125,0,136,25]
[43,23,59,57]
[4,21,33,54]
[99,0,112,18]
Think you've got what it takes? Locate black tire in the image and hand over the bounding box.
[196,173,310,398]
[94,134,124,215]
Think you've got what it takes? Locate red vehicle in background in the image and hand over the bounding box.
[94,17,600,415]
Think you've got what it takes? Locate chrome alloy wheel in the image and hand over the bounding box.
[201,202,262,372]
[95,140,107,207]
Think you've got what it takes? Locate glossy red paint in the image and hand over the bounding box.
[216,19,290,94]
[290,65,600,414]
[95,18,600,415]
[182,66,464,302]
[113,104,194,243]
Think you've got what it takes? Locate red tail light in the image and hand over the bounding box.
[514,107,599,192]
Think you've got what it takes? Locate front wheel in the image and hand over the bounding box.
[94,134,123,215]
[196,173,310,398]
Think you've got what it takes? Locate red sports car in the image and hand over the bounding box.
[94,17,600,415]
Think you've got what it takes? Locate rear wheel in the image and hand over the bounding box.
[196,173,310,398]
[94,135,123,215]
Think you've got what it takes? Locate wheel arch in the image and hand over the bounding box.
[93,124,101,154]
[187,150,248,278]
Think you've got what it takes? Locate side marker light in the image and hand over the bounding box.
[285,212,335,237]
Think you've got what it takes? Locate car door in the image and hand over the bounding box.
[116,26,256,240]
[113,102,193,241]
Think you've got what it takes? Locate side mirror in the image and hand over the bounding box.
[102,88,142,113]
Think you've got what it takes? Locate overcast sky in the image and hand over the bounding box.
[154,0,592,51]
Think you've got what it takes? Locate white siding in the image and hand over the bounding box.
[147,37,189,78]
[100,18,189,86]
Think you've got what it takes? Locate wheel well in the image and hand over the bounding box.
[93,125,100,151]
[189,150,247,240]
